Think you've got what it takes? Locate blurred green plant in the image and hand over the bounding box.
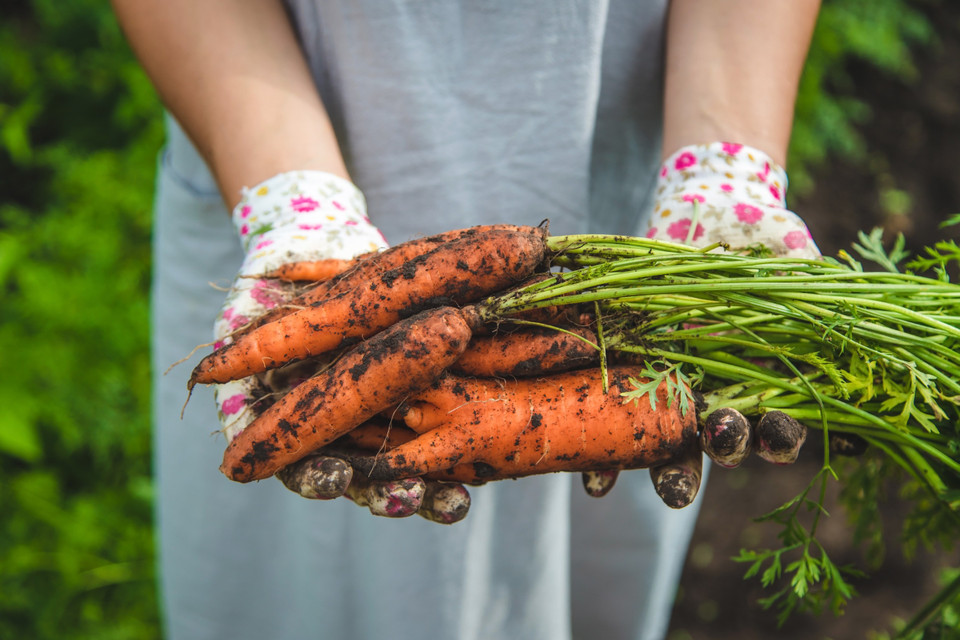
[790,0,935,194]
[0,0,163,638]
[0,0,947,638]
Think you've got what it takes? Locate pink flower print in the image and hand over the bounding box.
[221,394,248,416]
[214,339,226,350]
[770,185,782,202]
[227,313,250,330]
[783,230,809,250]
[249,279,286,309]
[646,226,658,238]
[222,307,250,330]
[660,166,668,178]
[721,142,743,155]
[332,200,345,211]
[240,224,249,235]
[734,203,764,225]
[720,183,733,192]
[290,196,319,213]
[682,193,705,204]
[344,220,358,226]
[674,152,697,171]
[254,239,273,250]
[757,162,770,182]
[667,218,705,242]
[298,224,323,231]
[240,205,252,218]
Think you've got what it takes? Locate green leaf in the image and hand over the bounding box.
[0,392,42,462]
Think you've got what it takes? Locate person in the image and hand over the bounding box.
[111,1,823,638]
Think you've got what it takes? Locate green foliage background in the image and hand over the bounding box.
[0,0,944,637]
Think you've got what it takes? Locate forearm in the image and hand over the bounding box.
[112,0,347,207]
[662,0,821,166]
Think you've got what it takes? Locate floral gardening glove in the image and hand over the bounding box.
[647,141,820,259]
[648,143,818,498]
[584,143,820,503]
[212,170,470,523]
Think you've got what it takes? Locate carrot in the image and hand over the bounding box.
[343,366,697,483]
[451,325,599,378]
[219,305,478,482]
[236,224,536,335]
[332,420,418,451]
[190,226,547,387]
[260,254,375,282]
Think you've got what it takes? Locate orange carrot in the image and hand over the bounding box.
[345,366,697,483]
[219,306,478,482]
[451,325,599,378]
[191,226,548,387]
[333,420,418,451]
[237,224,536,335]
[260,255,375,282]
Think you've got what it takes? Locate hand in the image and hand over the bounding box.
[647,141,820,259]
[586,142,821,501]
[211,170,470,523]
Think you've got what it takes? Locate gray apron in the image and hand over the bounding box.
[152,2,704,638]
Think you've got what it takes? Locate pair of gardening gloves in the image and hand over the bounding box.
[208,142,820,524]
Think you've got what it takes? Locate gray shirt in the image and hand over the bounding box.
[153,4,703,640]
[284,0,667,240]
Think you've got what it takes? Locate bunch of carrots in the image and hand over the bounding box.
[188,223,960,627]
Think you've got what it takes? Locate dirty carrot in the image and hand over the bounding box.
[241,224,537,332]
[191,226,547,387]
[346,366,697,482]
[451,325,599,378]
[220,305,478,482]
[261,255,374,282]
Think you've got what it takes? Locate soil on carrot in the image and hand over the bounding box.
[667,8,960,635]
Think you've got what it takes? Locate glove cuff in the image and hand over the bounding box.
[232,170,388,271]
[649,142,818,257]
[657,142,788,210]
